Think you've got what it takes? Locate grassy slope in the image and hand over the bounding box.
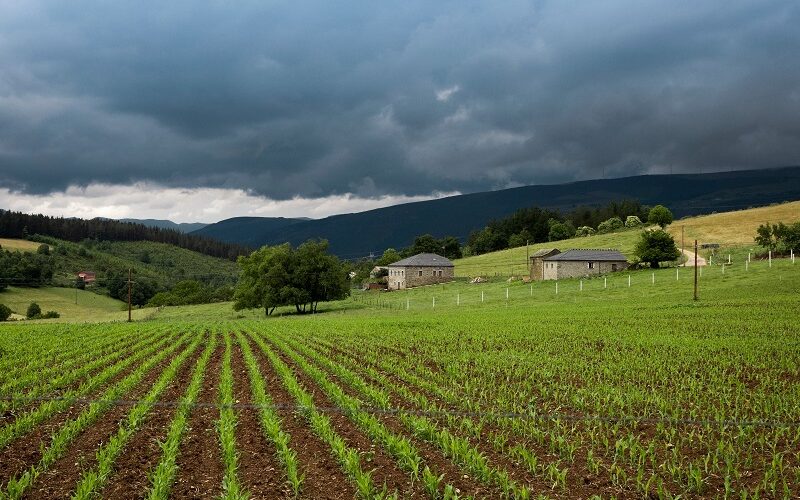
[667,200,800,246]
[0,286,153,323]
[0,238,41,252]
[453,230,642,278]
[452,200,800,277]
[15,238,238,288]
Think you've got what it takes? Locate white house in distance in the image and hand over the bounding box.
[387,253,454,290]
[541,249,628,280]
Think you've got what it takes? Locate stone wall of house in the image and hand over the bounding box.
[530,258,546,280]
[543,260,628,280]
[387,265,454,289]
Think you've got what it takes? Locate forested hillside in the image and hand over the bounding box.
[0,210,249,260]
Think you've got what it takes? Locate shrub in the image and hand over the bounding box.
[575,226,595,237]
[26,302,42,319]
[548,221,576,242]
[0,304,11,321]
[625,216,643,228]
[597,217,624,234]
[41,311,60,319]
[37,244,50,255]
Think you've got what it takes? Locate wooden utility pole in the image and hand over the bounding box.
[127,268,133,322]
[693,240,698,301]
[526,240,529,270]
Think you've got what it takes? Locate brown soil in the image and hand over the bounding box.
[313,342,568,496]
[296,341,499,498]
[0,342,176,490]
[0,336,148,426]
[99,339,209,499]
[172,341,225,499]
[246,333,356,500]
[267,339,425,498]
[230,340,292,498]
[25,340,193,499]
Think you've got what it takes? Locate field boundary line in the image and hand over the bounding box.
[1,396,797,428]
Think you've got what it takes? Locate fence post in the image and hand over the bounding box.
[457,293,460,306]
[628,275,631,287]
[676,267,679,281]
[506,288,509,300]
[406,298,410,310]
[579,280,583,291]
[769,250,772,268]
[604,277,607,289]
[432,296,435,309]
[530,284,533,296]
[652,272,655,284]
[555,282,558,294]
[481,291,484,303]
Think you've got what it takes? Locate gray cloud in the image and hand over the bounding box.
[1,0,799,200]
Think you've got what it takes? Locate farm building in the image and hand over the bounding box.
[542,249,628,280]
[76,271,96,283]
[387,253,454,290]
[529,248,561,281]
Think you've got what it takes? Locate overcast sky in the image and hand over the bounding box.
[1,1,799,222]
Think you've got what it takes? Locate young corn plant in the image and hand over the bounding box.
[146,332,219,500]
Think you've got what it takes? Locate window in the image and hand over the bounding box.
[588,262,595,269]
[612,263,617,271]
[438,270,442,277]
[418,270,423,277]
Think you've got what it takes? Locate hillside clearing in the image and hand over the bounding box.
[0,286,151,323]
[0,238,41,252]
[667,200,800,246]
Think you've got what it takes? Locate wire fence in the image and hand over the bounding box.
[2,395,798,428]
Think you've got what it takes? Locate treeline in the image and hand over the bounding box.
[0,246,54,290]
[467,200,650,255]
[0,210,250,261]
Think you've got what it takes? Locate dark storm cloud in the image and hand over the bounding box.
[1,0,799,199]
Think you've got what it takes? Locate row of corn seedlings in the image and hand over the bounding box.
[71,330,208,498]
[146,331,219,499]
[0,327,177,450]
[2,329,194,498]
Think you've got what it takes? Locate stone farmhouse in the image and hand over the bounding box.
[387,253,454,290]
[541,249,628,280]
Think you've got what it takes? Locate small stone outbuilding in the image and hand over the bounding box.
[542,249,628,280]
[387,253,454,290]
[529,248,561,281]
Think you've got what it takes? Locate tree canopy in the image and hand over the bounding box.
[233,240,350,315]
[634,229,681,268]
[647,205,674,229]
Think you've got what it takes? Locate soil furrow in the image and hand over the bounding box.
[97,337,208,500]
[0,340,174,487]
[247,333,355,500]
[171,341,225,499]
[230,341,291,498]
[267,338,422,498]
[313,342,563,495]
[296,340,499,498]
[25,339,197,500]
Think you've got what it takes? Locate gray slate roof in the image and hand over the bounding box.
[543,249,627,262]
[388,253,454,267]
[530,248,560,258]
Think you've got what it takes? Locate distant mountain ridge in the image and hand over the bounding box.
[193,167,800,258]
[118,218,208,233]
